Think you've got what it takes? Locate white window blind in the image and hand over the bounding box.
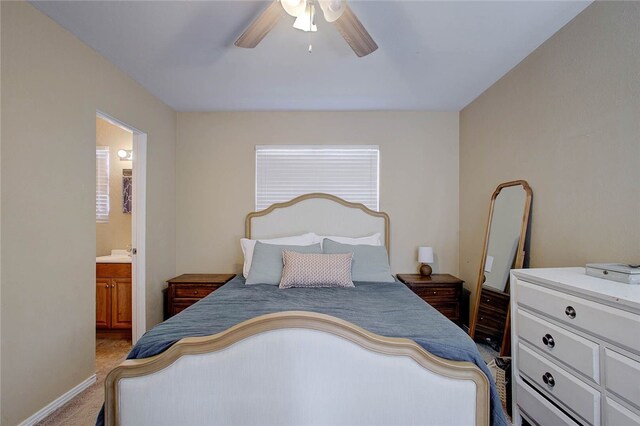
[96,146,110,223]
[256,145,379,211]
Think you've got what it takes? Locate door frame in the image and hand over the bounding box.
[96,111,146,344]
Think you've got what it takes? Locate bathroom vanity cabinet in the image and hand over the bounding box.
[96,263,132,334]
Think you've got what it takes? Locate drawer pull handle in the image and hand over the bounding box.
[542,372,555,388]
[542,333,555,348]
[193,291,198,295]
[105,284,109,288]
[565,306,576,319]
[433,291,437,295]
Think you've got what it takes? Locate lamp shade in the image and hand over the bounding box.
[418,246,434,264]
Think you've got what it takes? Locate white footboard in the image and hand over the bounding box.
[105,311,489,426]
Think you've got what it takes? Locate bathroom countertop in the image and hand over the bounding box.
[96,255,132,263]
[96,250,132,263]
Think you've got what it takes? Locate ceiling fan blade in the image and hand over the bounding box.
[235,1,286,48]
[333,5,377,57]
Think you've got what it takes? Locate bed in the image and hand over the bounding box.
[102,194,507,426]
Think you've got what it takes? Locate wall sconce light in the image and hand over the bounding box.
[117,149,132,161]
[418,246,434,276]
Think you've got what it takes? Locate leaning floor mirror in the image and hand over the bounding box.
[469,180,532,356]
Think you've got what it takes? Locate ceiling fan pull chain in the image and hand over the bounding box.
[308,3,313,53]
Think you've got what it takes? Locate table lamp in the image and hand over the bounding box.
[418,246,434,276]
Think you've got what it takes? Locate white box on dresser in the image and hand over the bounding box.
[511,267,640,426]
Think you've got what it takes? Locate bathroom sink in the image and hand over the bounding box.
[96,249,132,263]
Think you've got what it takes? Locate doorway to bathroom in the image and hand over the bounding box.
[95,111,147,355]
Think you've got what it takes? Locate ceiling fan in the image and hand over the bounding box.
[235,0,378,57]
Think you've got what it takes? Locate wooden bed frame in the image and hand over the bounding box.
[104,194,490,425]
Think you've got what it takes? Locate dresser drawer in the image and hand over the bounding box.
[173,285,217,299]
[605,349,640,409]
[517,309,599,383]
[516,279,640,354]
[606,397,640,426]
[516,379,579,426]
[518,343,600,425]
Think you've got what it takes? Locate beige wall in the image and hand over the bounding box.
[0,2,3,422]
[1,2,176,424]
[96,117,132,256]
[459,2,640,304]
[176,112,459,277]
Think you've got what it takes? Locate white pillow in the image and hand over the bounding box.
[317,232,382,248]
[240,233,321,278]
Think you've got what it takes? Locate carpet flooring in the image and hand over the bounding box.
[477,340,500,364]
[36,339,131,426]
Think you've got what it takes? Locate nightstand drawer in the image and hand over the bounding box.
[429,303,459,321]
[476,304,507,329]
[414,286,459,303]
[518,343,600,425]
[174,285,218,299]
[170,300,197,316]
[396,274,463,325]
[479,287,510,311]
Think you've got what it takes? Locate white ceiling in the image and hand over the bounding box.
[31,1,591,111]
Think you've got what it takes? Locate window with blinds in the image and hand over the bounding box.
[96,146,110,223]
[255,145,379,211]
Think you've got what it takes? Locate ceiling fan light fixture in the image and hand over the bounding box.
[292,3,317,32]
[281,0,307,17]
[236,0,377,57]
[318,0,346,22]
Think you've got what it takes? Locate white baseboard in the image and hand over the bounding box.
[19,374,97,426]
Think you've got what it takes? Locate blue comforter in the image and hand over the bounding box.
[99,276,507,425]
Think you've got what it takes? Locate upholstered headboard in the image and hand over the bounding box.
[245,193,390,252]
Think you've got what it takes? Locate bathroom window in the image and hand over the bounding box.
[96,146,110,223]
[255,145,380,211]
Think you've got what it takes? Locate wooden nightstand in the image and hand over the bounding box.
[167,274,235,318]
[396,274,464,325]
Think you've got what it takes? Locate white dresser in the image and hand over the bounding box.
[511,268,640,426]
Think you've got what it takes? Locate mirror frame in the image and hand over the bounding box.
[468,180,532,356]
